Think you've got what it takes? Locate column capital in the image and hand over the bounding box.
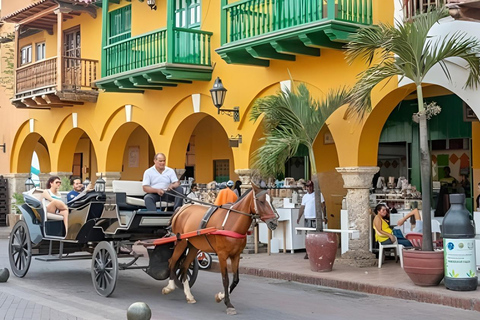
[336,166,379,189]
[234,169,253,185]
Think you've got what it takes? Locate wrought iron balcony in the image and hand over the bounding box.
[13,56,99,109]
[96,27,213,92]
[217,0,373,66]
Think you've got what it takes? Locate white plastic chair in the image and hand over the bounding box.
[378,242,404,268]
[431,219,441,240]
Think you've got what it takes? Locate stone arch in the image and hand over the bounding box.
[168,113,236,183]
[105,122,154,174]
[56,128,99,175]
[13,132,51,174]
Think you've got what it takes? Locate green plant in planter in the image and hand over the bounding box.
[250,82,349,232]
[11,193,25,214]
[59,176,73,192]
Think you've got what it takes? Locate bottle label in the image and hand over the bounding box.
[444,239,477,278]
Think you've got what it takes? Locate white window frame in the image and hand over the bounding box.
[20,45,32,65]
[36,42,46,61]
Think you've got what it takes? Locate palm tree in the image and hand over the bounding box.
[345,8,480,250]
[250,83,349,232]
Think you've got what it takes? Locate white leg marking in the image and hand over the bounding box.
[183,279,196,304]
[162,279,176,295]
[215,292,225,303]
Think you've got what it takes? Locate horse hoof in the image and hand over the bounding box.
[226,308,237,315]
[187,299,197,304]
[215,293,224,303]
[162,288,172,295]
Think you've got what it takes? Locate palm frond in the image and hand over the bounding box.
[346,62,401,120]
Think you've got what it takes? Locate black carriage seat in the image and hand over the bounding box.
[112,180,175,210]
[23,188,64,222]
[67,191,106,209]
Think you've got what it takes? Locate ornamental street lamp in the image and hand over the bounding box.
[147,0,157,10]
[25,174,35,192]
[210,77,240,122]
[94,174,106,193]
[83,177,91,190]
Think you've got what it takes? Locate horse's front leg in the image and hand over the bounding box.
[214,253,236,315]
[162,240,187,295]
[229,253,241,294]
[181,244,199,304]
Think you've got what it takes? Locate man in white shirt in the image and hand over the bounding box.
[142,153,183,212]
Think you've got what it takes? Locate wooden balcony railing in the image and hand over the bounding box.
[223,0,373,43]
[103,27,213,77]
[16,57,57,94]
[15,56,98,94]
[63,57,98,90]
[403,0,445,20]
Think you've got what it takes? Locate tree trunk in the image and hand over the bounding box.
[417,86,433,251]
[309,148,324,232]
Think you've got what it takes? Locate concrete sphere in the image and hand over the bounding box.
[0,268,9,282]
[127,302,151,320]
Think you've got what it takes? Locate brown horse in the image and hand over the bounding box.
[161,184,278,315]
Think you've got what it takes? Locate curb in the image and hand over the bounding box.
[209,261,480,312]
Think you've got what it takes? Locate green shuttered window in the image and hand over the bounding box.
[109,5,131,45]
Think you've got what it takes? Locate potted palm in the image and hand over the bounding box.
[345,8,480,285]
[250,82,349,271]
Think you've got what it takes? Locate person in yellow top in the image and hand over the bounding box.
[373,203,412,247]
[214,180,238,206]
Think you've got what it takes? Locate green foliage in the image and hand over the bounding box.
[59,176,73,192]
[345,7,480,120]
[250,82,349,178]
[0,34,15,91]
[11,193,25,214]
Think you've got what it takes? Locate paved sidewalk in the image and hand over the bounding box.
[210,251,480,313]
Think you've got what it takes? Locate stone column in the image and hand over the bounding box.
[96,172,121,192]
[3,173,30,227]
[235,169,264,253]
[38,173,50,189]
[336,166,379,267]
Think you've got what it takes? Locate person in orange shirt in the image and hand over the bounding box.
[214,180,238,206]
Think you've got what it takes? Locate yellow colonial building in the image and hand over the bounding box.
[2,0,480,265]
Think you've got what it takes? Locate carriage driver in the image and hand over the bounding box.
[142,153,184,212]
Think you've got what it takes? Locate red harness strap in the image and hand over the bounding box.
[211,230,247,239]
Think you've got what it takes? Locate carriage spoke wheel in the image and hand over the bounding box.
[174,252,199,289]
[197,251,212,270]
[91,241,118,297]
[9,220,32,278]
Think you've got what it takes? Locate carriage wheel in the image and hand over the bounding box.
[197,251,212,270]
[174,252,199,289]
[9,220,32,278]
[91,241,118,297]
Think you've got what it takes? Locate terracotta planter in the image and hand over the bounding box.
[305,232,338,272]
[403,249,444,286]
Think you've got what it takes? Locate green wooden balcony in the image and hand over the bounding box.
[96,27,213,92]
[217,0,373,66]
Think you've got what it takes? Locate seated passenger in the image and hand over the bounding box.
[373,203,412,247]
[67,177,83,202]
[142,153,184,212]
[42,176,69,235]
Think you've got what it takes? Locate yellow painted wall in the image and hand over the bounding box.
[5,0,396,193]
[121,126,151,181]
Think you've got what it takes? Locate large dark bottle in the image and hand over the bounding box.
[442,193,477,291]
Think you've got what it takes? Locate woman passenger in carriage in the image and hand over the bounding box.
[42,176,69,235]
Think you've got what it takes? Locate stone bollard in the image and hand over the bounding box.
[0,268,9,282]
[127,302,151,320]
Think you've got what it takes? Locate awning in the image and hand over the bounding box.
[2,0,97,34]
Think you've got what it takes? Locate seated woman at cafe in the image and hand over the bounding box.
[396,208,422,233]
[373,203,412,247]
